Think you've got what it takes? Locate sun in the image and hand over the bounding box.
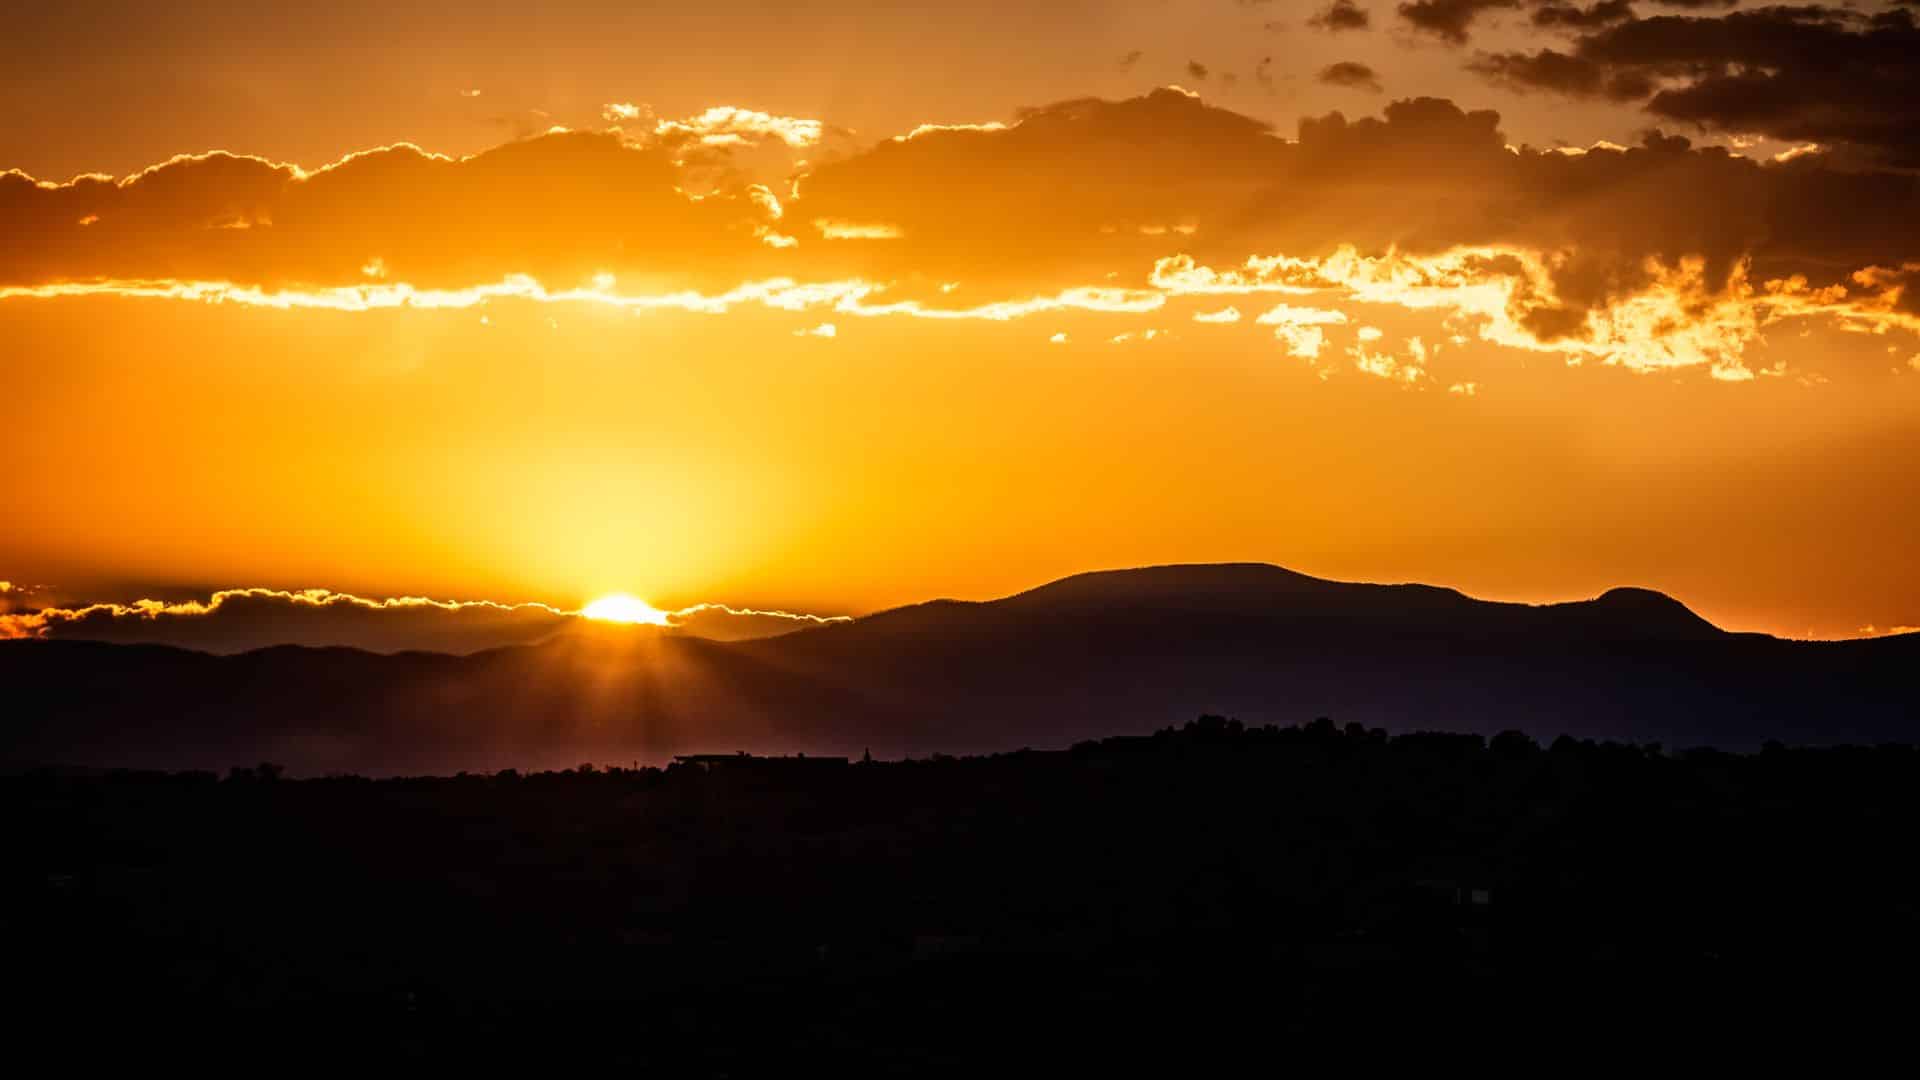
[580,593,671,626]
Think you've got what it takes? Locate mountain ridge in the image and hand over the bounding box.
[769,563,1732,648]
[4,563,1913,774]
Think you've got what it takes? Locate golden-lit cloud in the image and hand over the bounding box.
[1351,336,1431,384]
[653,106,826,149]
[2,88,1917,385]
[1275,325,1329,359]
[1163,245,1920,379]
[1253,302,1351,327]
[836,285,1164,321]
[892,121,1011,142]
[665,603,855,642]
[813,219,904,240]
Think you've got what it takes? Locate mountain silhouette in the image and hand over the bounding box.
[4,563,1913,774]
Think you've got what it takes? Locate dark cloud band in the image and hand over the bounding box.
[1469,5,1920,166]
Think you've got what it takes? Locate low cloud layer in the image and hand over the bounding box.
[0,587,850,654]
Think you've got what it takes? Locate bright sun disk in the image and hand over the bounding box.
[581,593,671,625]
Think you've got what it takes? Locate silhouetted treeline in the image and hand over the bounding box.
[14,717,1920,1067]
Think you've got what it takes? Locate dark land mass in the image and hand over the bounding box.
[4,564,1916,773]
[14,719,1920,1067]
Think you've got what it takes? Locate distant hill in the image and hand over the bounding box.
[4,564,1914,774]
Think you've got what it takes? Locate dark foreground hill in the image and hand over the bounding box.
[13,721,1920,1065]
[4,563,1916,773]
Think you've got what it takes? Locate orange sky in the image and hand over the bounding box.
[3,2,1918,643]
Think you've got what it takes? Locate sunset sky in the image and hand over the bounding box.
[4,0,1918,649]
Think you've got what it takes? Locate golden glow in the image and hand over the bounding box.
[4,70,1920,646]
[581,594,672,626]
